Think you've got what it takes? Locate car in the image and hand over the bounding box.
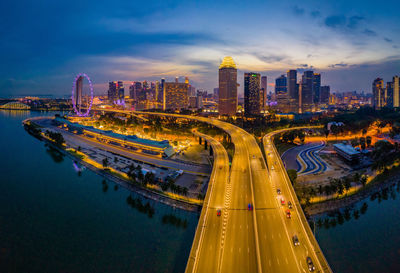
[288,201,293,209]
[248,203,253,211]
[219,166,222,169]
[277,188,281,195]
[271,165,275,170]
[217,209,221,216]
[281,198,285,205]
[286,209,291,218]
[306,257,315,272]
[252,155,256,159]
[292,235,300,246]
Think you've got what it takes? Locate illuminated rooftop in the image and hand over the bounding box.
[219,56,237,69]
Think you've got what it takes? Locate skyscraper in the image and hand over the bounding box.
[275,75,287,94]
[213,88,219,101]
[108,81,118,103]
[244,72,261,116]
[287,70,298,112]
[260,76,267,111]
[372,78,384,109]
[218,56,237,116]
[300,71,314,112]
[75,75,83,111]
[320,86,330,105]
[163,82,189,110]
[117,81,124,102]
[129,83,136,100]
[393,76,400,108]
[313,73,321,104]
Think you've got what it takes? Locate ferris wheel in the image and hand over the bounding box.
[71,73,94,117]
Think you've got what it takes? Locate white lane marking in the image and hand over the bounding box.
[285,257,289,265]
[277,258,280,265]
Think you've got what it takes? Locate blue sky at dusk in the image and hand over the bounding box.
[1,0,399,97]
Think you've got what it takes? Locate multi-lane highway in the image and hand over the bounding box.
[91,108,331,272]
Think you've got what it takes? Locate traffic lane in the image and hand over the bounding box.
[219,210,257,273]
[268,157,322,273]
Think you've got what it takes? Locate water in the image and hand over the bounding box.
[0,110,198,273]
[315,182,400,273]
[2,110,400,273]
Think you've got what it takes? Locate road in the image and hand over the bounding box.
[264,128,332,273]
[35,117,211,175]
[92,108,331,272]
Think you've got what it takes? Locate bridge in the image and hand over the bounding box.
[90,107,331,272]
[0,101,30,110]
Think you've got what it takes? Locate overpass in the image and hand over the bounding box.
[90,108,331,272]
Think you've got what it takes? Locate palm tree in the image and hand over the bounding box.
[102,158,109,168]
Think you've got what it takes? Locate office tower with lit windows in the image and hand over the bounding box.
[129,83,136,100]
[275,75,287,94]
[75,75,83,111]
[373,78,385,109]
[260,76,267,111]
[108,81,122,103]
[244,72,261,116]
[300,71,314,112]
[117,81,124,101]
[320,86,330,105]
[287,70,298,112]
[163,82,189,110]
[218,56,237,116]
[213,88,219,101]
[313,73,321,104]
[393,76,400,108]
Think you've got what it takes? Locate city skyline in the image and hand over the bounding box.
[1,0,399,97]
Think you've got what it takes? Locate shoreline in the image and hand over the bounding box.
[24,118,203,213]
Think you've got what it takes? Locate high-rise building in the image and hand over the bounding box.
[320,86,330,105]
[300,71,314,112]
[313,73,321,104]
[244,72,261,116]
[163,82,189,110]
[108,81,118,102]
[75,75,83,111]
[275,75,287,94]
[387,81,394,108]
[393,76,400,108]
[260,76,267,111]
[372,78,384,109]
[117,81,124,101]
[287,70,298,112]
[218,56,237,116]
[213,88,219,101]
[129,83,136,100]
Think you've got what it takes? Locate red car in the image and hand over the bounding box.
[248,203,253,211]
[286,210,291,218]
[217,209,221,216]
[281,198,285,206]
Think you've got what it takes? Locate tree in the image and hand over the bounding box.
[182,187,188,196]
[360,175,367,187]
[366,136,372,147]
[102,158,109,168]
[287,169,297,185]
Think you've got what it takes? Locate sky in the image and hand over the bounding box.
[0,0,399,97]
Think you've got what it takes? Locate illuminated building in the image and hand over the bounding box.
[129,83,136,100]
[300,71,314,112]
[394,76,400,108]
[218,56,237,116]
[163,82,189,110]
[313,73,321,104]
[108,81,124,104]
[320,86,330,104]
[244,72,261,116]
[213,88,219,100]
[260,76,267,111]
[372,78,385,109]
[287,70,298,113]
[275,75,287,94]
[75,75,83,112]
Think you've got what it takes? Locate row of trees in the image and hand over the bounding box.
[371,140,400,171]
[125,163,190,197]
[350,136,372,150]
[295,172,368,206]
[45,130,65,146]
[279,130,306,144]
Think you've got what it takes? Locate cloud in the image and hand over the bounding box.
[310,11,321,18]
[384,37,393,43]
[347,16,365,29]
[328,62,348,68]
[292,5,305,16]
[363,28,377,36]
[324,15,346,28]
